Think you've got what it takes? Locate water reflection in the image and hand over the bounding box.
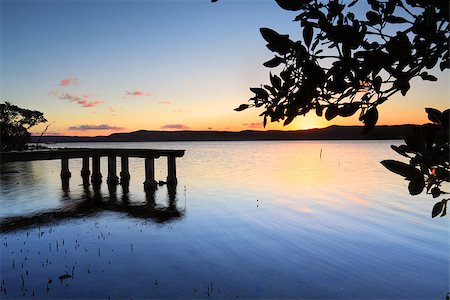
[0,184,184,233]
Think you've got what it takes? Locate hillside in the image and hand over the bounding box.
[30,125,419,143]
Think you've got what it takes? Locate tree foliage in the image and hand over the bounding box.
[230,0,449,216]
[1,102,47,151]
[381,108,449,217]
[235,0,448,132]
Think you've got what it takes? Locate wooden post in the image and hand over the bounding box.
[60,157,71,179]
[107,155,119,185]
[166,156,178,185]
[81,156,90,178]
[143,156,157,191]
[120,156,130,185]
[91,156,102,184]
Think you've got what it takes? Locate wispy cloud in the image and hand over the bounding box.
[68,124,124,131]
[49,90,103,108]
[126,90,152,97]
[30,131,63,136]
[161,124,189,130]
[158,101,171,104]
[59,77,79,86]
[243,122,263,129]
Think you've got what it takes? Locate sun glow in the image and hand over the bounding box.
[294,115,326,130]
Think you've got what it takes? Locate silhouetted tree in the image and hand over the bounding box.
[381,108,449,217]
[228,0,449,216]
[0,102,47,151]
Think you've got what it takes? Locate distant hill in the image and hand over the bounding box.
[30,125,420,143]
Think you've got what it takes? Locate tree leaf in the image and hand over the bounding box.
[270,73,282,90]
[303,24,313,48]
[361,106,378,133]
[431,187,441,198]
[338,103,360,117]
[385,15,408,23]
[408,175,425,195]
[425,107,442,124]
[380,160,422,178]
[325,105,339,121]
[260,28,292,55]
[348,0,358,7]
[250,87,269,100]
[441,201,447,217]
[432,201,444,218]
[260,28,281,44]
[263,56,283,68]
[275,0,309,11]
[366,11,381,25]
[393,78,411,96]
[284,115,295,126]
[420,72,438,81]
[316,105,323,117]
[390,145,409,158]
[234,104,249,111]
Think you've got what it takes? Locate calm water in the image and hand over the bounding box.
[0,141,448,299]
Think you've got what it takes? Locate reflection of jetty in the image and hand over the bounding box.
[0,185,184,232]
[1,148,185,190]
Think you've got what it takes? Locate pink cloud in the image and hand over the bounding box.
[126,90,152,97]
[49,90,103,108]
[60,77,79,86]
[161,124,189,130]
[107,107,117,112]
[68,124,124,131]
[243,122,264,129]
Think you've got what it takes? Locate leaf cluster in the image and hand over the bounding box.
[1,101,47,151]
[381,108,449,217]
[235,0,449,132]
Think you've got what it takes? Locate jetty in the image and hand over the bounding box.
[0,148,185,190]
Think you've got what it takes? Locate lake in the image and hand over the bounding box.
[0,141,448,299]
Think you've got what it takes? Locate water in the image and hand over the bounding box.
[0,141,448,299]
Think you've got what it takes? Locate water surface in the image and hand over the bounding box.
[0,141,448,299]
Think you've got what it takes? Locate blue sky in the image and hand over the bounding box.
[1,0,448,135]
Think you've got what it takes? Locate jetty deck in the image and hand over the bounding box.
[0,148,185,190]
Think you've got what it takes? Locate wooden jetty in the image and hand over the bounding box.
[0,148,185,190]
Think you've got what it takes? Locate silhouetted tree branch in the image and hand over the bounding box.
[235,0,448,131]
[227,0,449,216]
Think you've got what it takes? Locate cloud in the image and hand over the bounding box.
[60,77,79,86]
[160,124,189,130]
[243,122,264,129]
[49,90,103,108]
[126,90,152,97]
[107,106,117,112]
[30,131,63,136]
[68,124,124,131]
[158,101,171,104]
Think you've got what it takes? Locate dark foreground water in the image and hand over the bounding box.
[0,141,448,299]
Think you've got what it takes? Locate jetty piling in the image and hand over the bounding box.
[91,155,102,184]
[144,156,157,190]
[81,156,90,178]
[1,148,184,191]
[167,156,177,185]
[107,155,119,185]
[120,156,130,185]
[60,157,71,179]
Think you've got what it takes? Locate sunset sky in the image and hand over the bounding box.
[1,0,448,136]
